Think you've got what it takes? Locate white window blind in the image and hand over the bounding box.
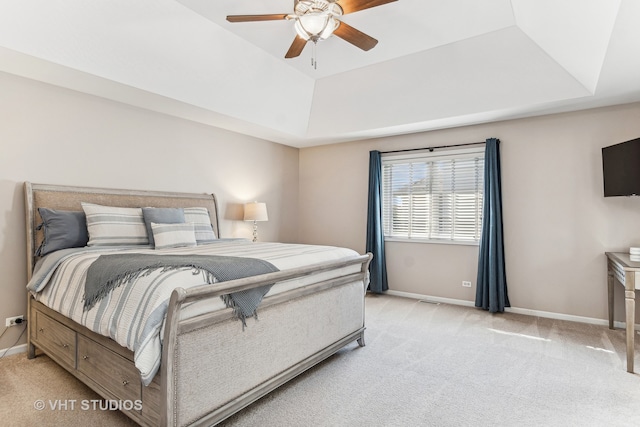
[382,148,484,243]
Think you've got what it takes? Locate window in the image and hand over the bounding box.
[381,147,484,244]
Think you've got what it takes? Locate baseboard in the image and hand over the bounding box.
[0,343,27,358]
[385,290,476,308]
[385,290,640,332]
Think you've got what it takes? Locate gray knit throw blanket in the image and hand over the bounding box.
[83,253,279,326]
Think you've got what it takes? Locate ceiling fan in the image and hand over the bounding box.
[226,0,398,60]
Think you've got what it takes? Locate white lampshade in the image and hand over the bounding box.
[244,202,268,222]
[295,14,338,41]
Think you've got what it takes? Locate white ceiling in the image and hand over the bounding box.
[0,0,639,148]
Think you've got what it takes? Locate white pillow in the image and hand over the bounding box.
[183,207,217,244]
[82,203,148,246]
[151,222,197,250]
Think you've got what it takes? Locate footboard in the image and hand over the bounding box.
[162,254,371,427]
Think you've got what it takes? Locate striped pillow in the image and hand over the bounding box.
[183,207,217,244]
[151,222,197,250]
[82,203,148,246]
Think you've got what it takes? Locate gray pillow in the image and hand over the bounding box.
[142,207,185,247]
[36,208,89,256]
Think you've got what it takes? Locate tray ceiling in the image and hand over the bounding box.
[0,0,639,147]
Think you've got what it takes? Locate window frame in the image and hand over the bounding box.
[381,146,485,246]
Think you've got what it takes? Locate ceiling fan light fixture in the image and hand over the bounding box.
[295,14,339,41]
[293,0,343,41]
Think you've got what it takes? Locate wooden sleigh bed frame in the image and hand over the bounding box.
[24,182,372,426]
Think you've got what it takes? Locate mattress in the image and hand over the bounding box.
[27,239,361,385]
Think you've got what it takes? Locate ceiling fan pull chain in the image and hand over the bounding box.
[312,41,317,69]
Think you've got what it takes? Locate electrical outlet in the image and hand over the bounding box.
[5,315,24,327]
[462,281,472,288]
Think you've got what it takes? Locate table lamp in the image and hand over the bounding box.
[244,202,268,242]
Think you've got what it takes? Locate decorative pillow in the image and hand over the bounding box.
[142,207,185,247]
[35,208,89,256]
[82,203,148,246]
[183,207,217,244]
[151,222,197,249]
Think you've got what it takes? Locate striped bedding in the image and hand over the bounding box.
[27,239,361,386]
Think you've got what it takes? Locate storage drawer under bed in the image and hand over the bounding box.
[35,311,76,369]
[77,334,142,404]
[30,300,159,425]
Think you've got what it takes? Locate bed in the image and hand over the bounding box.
[24,182,372,426]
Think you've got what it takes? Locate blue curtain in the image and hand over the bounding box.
[475,138,510,312]
[366,150,388,293]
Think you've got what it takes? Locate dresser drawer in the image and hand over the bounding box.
[35,311,76,368]
[77,335,141,403]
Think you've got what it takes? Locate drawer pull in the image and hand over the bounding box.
[38,328,44,332]
[82,355,89,360]
[122,380,129,386]
[62,344,69,349]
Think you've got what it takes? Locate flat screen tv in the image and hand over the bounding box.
[602,137,640,197]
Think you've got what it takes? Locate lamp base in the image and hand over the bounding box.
[252,221,258,242]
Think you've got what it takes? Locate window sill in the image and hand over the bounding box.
[384,237,479,247]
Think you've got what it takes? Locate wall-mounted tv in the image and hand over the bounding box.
[602,137,640,197]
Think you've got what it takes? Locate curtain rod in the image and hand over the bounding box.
[381,141,487,154]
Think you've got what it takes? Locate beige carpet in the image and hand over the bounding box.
[2,295,640,426]
[0,347,137,426]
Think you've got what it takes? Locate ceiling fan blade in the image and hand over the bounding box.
[285,35,308,58]
[226,14,289,23]
[334,21,378,51]
[338,0,398,15]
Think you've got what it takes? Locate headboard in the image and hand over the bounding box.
[24,182,220,280]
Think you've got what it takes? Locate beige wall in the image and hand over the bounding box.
[3,68,640,356]
[299,102,640,323]
[0,72,299,350]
